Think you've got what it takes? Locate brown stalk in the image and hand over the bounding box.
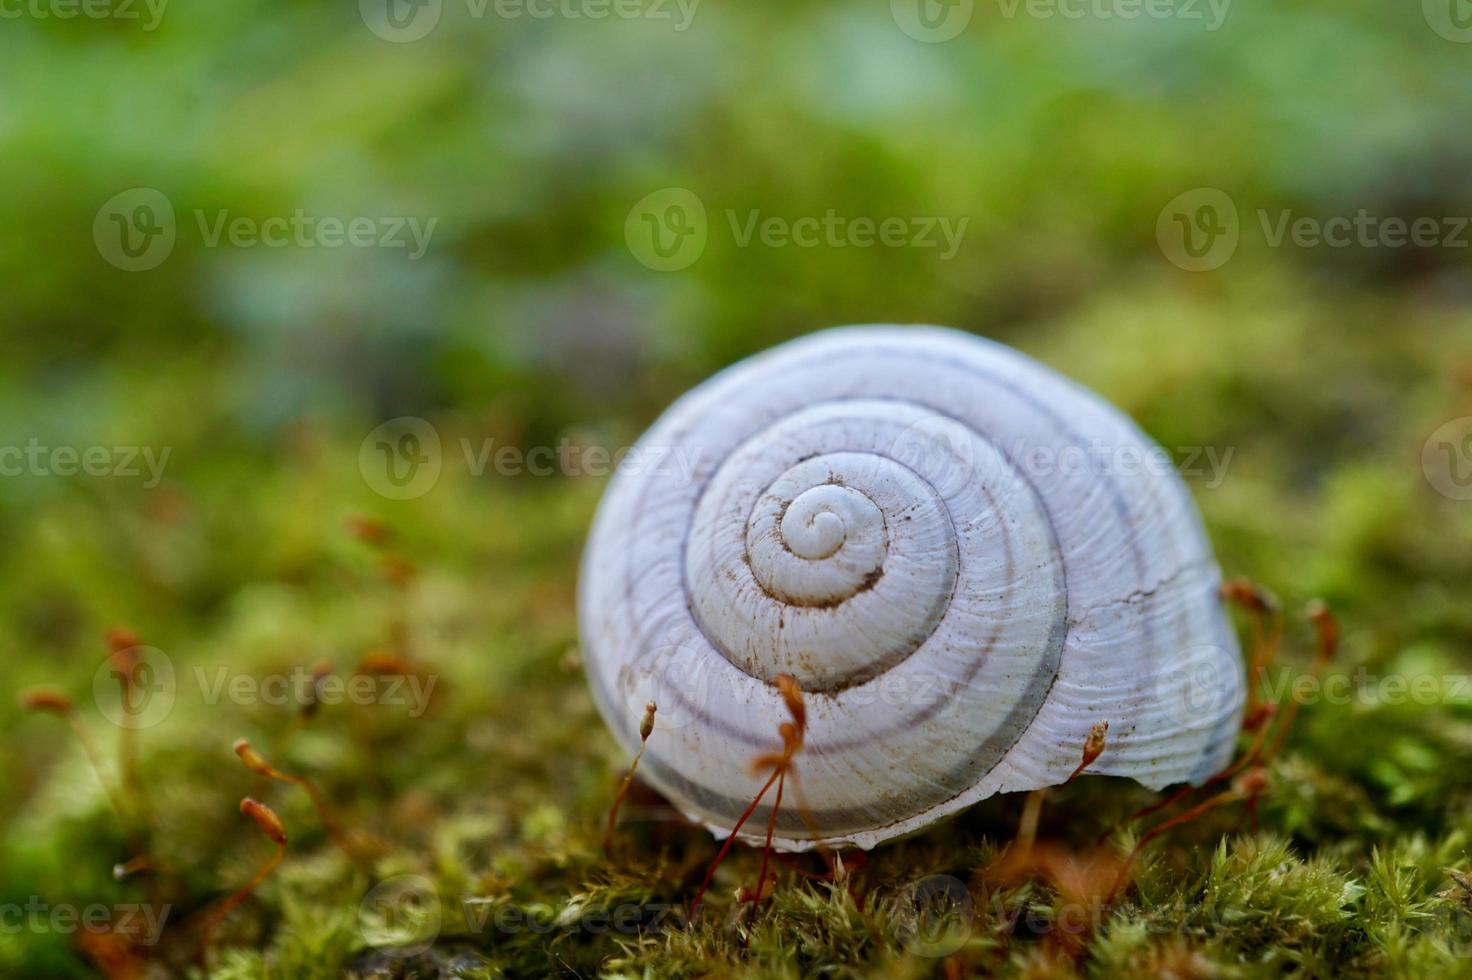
[22,689,142,853]
[604,701,657,859]
[233,738,356,861]
[198,798,287,960]
[1264,600,1338,762]
[1005,722,1108,871]
[1221,578,1281,724]
[105,628,152,835]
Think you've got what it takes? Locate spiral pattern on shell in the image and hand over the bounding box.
[579,326,1243,850]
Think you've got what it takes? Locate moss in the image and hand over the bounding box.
[5,199,1472,980]
[6,342,1472,977]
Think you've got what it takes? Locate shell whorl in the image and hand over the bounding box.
[579,326,1244,851]
[686,405,1046,695]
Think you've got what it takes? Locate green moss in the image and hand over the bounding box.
[6,311,1472,976]
[5,11,1472,974]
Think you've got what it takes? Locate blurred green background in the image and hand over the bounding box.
[4,1,1472,977]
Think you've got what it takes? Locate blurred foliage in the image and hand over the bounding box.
[3,0,1472,977]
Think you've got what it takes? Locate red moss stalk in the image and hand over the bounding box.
[1108,767,1270,906]
[1265,600,1338,762]
[691,674,807,919]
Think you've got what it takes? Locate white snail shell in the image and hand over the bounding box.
[579,325,1244,851]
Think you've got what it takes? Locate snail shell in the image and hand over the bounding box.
[579,325,1244,851]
